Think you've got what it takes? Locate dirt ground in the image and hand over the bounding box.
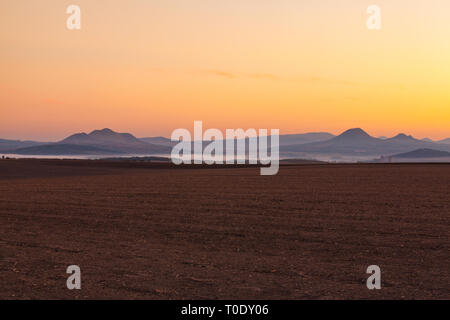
[0,159,448,299]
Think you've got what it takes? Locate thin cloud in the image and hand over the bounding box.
[245,73,280,80]
[204,69,236,79]
[200,69,358,86]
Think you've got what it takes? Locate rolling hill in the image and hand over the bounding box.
[139,136,176,147]
[371,148,450,163]
[281,128,450,156]
[0,139,45,152]
[8,129,172,155]
[3,128,449,159]
[438,138,450,144]
[392,148,450,158]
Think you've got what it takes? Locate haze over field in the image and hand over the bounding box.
[1,128,450,163]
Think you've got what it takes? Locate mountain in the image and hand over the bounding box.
[8,129,172,155]
[331,128,378,143]
[57,128,172,154]
[371,148,450,163]
[139,136,176,147]
[0,139,45,152]
[392,148,450,158]
[422,138,434,142]
[3,128,449,159]
[386,133,418,143]
[282,128,381,155]
[281,128,450,156]
[438,138,450,144]
[278,132,335,146]
[140,132,335,147]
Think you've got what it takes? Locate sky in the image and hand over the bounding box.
[1,0,449,141]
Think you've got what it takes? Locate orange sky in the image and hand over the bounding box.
[1,0,449,141]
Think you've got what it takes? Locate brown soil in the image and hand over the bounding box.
[0,159,448,299]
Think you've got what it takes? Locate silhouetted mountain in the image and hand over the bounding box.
[386,133,418,142]
[5,129,172,155]
[3,128,449,159]
[139,136,176,147]
[57,128,172,154]
[0,139,45,152]
[63,128,141,146]
[140,132,335,147]
[282,128,380,155]
[438,138,450,144]
[278,132,335,146]
[332,128,379,143]
[392,148,450,158]
[371,148,450,163]
[422,138,434,142]
[281,128,450,156]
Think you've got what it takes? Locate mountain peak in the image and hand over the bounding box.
[89,128,116,136]
[395,133,410,138]
[61,128,139,145]
[338,128,371,138]
[389,133,417,141]
[343,128,368,134]
[57,128,172,154]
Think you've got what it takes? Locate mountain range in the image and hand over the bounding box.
[393,148,450,158]
[1,128,450,160]
[3,129,171,155]
[281,128,450,157]
[370,148,450,163]
[438,138,450,144]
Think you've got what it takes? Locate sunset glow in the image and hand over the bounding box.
[1,0,449,141]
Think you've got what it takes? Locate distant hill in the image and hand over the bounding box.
[57,128,172,154]
[281,128,450,156]
[282,128,382,155]
[278,132,335,146]
[2,128,449,159]
[438,138,450,144]
[386,133,418,143]
[6,129,172,155]
[370,148,450,163]
[139,132,335,147]
[392,148,450,158]
[0,139,45,152]
[139,136,176,147]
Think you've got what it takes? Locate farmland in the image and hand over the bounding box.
[0,159,448,299]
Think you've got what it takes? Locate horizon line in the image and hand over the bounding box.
[1,127,449,143]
